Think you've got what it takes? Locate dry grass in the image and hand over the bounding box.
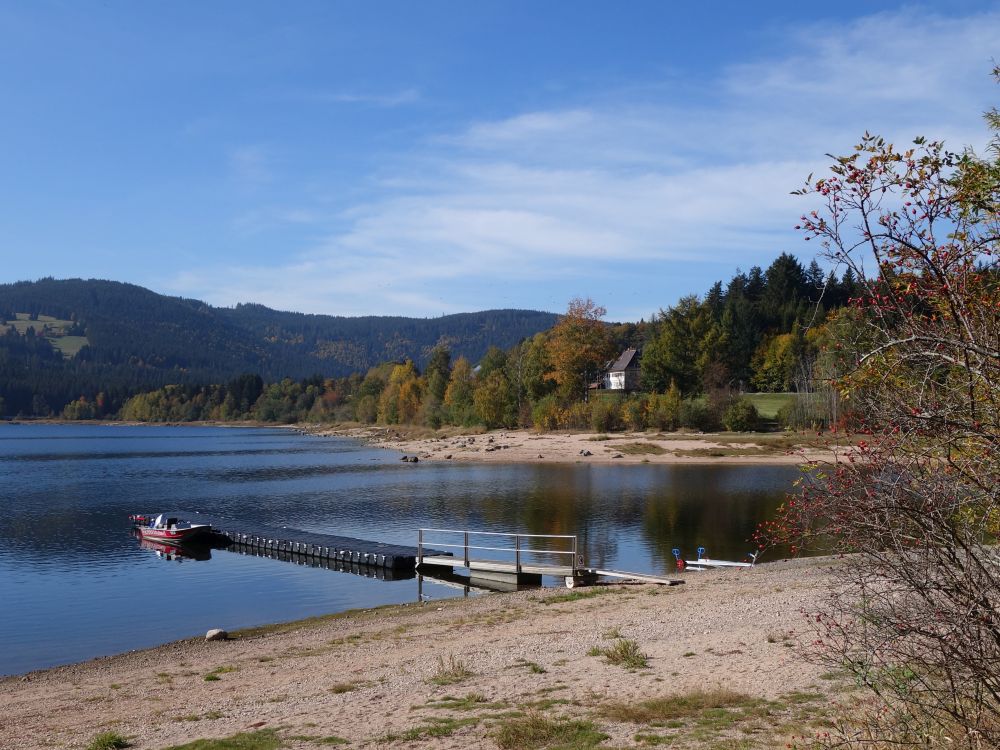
[159,731,281,750]
[492,712,607,750]
[598,688,835,748]
[590,638,649,669]
[427,654,475,685]
[378,716,479,743]
[85,733,130,750]
[600,689,760,724]
[614,442,668,455]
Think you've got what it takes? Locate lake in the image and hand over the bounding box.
[0,423,799,676]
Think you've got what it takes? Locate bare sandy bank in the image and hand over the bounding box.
[297,425,844,466]
[1,557,841,750]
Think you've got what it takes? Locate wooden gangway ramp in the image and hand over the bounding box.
[416,528,683,588]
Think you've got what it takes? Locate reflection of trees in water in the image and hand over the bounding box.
[401,465,793,572]
[469,467,636,569]
[636,467,792,566]
[5,448,796,574]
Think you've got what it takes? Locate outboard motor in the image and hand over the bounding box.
[671,547,685,571]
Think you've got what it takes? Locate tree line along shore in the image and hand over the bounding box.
[5,253,862,441]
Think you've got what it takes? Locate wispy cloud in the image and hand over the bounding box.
[169,8,1000,320]
[283,87,421,107]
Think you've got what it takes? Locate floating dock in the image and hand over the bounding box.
[156,512,445,572]
[133,515,683,588]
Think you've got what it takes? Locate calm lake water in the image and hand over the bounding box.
[0,423,799,676]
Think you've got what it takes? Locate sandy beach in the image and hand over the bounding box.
[297,425,844,467]
[0,557,840,750]
[0,424,844,749]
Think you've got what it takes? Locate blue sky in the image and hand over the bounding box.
[1,2,997,321]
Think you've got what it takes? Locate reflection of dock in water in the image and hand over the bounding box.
[226,543,414,581]
[417,566,532,597]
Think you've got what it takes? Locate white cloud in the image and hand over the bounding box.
[169,8,1000,319]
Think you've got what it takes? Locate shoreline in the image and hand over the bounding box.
[4,419,848,466]
[295,424,846,466]
[1,557,839,750]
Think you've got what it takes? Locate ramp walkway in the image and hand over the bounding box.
[416,528,683,588]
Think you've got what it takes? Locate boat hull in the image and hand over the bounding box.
[139,525,212,546]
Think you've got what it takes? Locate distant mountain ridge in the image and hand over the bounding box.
[0,278,558,416]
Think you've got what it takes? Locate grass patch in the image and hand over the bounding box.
[674,447,770,458]
[493,712,608,750]
[379,717,478,743]
[427,654,475,685]
[600,689,762,725]
[86,732,130,750]
[176,711,227,723]
[513,658,547,674]
[615,442,667,455]
[160,730,281,750]
[598,688,834,747]
[424,693,498,711]
[524,697,571,711]
[590,638,649,669]
[742,392,796,419]
[5,314,88,359]
[287,738,348,746]
[204,665,238,681]
[542,587,621,605]
[780,690,824,704]
[51,335,88,358]
[328,633,365,646]
[328,682,358,694]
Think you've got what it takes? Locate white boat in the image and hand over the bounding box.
[673,547,757,571]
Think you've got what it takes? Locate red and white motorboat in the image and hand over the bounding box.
[130,513,213,546]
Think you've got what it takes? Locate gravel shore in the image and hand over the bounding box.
[1,557,839,750]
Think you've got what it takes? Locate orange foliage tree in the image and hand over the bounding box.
[546,297,616,401]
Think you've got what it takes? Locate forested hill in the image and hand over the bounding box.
[0,278,557,416]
